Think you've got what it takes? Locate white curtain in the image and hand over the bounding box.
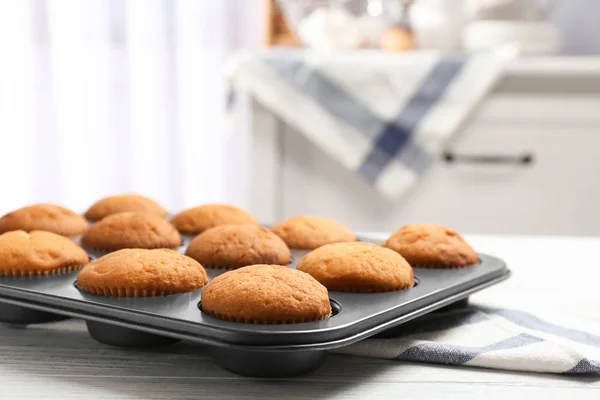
[0,0,262,213]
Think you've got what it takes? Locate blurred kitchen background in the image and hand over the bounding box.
[0,0,599,235]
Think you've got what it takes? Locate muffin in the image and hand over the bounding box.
[185,224,290,269]
[85,194,167,222]
[297,242,414,292]
[201,264,331,324]
[77,248,207,297]
[0,230,89,276]
[81,212,181,252]
[270,215,356,250]
[383,224,478,268]
[171,204,258,235]
[0,204,88,237]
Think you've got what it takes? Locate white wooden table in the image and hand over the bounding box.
[1,235,599,399]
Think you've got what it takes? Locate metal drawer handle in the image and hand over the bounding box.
[442,152,534,165]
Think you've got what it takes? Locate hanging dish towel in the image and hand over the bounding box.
[332,306,600,374]
[227,48,515,200]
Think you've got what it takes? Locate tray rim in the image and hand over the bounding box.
[0,268,509,351]
[0,232,511,351]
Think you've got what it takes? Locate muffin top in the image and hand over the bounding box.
[81,212,181,251]
[201,264,331,324]
[383,224,478,267]
[84,194,167,222]
[0,204,88,237]
[77,248,207,296]
[185,224,290,269]
[0,230,89,276]
[297,242,414,292]
[171,204,258,234]
[270,215,356,250]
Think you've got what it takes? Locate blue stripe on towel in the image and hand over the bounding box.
[358,56,465,181]
[262,54,384,139]
[397,333,543,365]
[566,359,600,374]
[480,307,600,348]
[263,53,465,182]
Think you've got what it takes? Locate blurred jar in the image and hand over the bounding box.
[462,0,562,55]
[464,0,557,21]
[410,0,466,51]
[278,0,405,51]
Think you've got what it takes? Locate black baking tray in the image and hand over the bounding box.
[0,234,510,377]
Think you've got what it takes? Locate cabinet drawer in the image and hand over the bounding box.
[473,94,600,126]
[399,127,600,235]
[280,124,600,235]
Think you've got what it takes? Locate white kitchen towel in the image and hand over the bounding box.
[332,306,600,374]
[227,48,515,200]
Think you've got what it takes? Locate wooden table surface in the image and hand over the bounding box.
[1,235,599,399]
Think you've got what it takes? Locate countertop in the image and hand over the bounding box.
[1,234,599,399]
[507,56,600,77]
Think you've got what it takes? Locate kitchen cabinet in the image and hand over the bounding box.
[245,57,600,235]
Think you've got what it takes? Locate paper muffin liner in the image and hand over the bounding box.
[76,284,176,297]
[411,261,479,269]
[203,309,332,324]
[84,245,181,258]
[331,282,414,293]
[0,264,84,278]
[201,257,293,270]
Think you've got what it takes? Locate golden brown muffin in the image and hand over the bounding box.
[270,215,356,250]
[185,224,290,269]
[85,194,167,222]
[81,212,181,251]
[201,264,331,324]
[77,248,207,297]
[0,230,89,276]
[297,242,414,292]
[0,204,88,237]
[383,224,478,268]
[171,204,258,235]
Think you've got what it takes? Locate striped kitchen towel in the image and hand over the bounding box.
[226,48,515,200]
[332,306,600,374]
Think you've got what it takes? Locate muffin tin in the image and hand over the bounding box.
[0,234,510,377]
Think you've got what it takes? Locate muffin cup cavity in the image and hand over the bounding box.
[0,302,69,325]
[85,320,180,347]
[211,348,326,378]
